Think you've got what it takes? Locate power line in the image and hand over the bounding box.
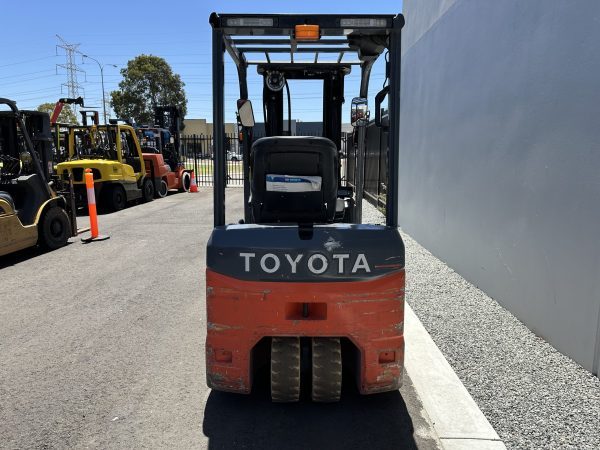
[0,74,59,87]
[0,69,55,81]
[0,56,56,68]
[8,87,61,96]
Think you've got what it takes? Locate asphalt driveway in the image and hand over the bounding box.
[0,189,439,449]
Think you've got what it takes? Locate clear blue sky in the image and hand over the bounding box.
[0,0,402,123]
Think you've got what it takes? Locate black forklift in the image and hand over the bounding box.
[0,98,76,257]
[154,106,183,164]
[206,13,405,402]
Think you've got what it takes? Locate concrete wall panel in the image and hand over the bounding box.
[400,0,600,373]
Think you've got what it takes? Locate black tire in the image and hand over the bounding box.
[311,337,342,402]
[155,179,168,198]
[39,206,70,250]
[271,337,301,402]
[180,172,191,192]
[0,191,15,211]
[108,185,127,212]
[142,178,154,203]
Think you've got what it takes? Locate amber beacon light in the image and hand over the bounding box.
[295,24,320,41]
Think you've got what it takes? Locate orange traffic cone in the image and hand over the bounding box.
[190,171,198,193]
[81,168,109,243]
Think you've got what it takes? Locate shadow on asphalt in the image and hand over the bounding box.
[78,190,183,217]
[202,371,418,450]
[0,241,75,269]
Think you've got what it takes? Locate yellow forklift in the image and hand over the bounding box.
[56,113,154,211]
[0,98,76,256]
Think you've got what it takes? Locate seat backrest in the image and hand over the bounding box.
[251,136,338,224]
[1,175,48,225]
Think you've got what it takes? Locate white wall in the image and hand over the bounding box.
[400,0,600,374]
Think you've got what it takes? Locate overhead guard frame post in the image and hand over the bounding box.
[224,31,253,221]
[386,14,404,228]
[354,59,375,224]
[236,64,253,222]
[212,27,226,227]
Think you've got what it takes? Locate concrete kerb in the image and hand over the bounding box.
[404,302,507,449]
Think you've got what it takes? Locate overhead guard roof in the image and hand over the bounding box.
[209,12,404,67]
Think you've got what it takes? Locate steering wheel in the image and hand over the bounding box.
[0,154,21,177]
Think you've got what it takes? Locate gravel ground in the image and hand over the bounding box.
[362,202,600,450]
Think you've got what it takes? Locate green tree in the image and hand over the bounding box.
[37,102,78,124]
[110,54,187,125]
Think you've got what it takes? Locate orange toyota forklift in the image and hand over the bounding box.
[206,13,405,402]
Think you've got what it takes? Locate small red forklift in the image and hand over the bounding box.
[206,13,405,402]
[139,106,191,197]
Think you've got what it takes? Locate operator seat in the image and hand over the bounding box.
[250,136,338,224]
[4,175,49,225]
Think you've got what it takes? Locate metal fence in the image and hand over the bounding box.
[181,128,388,208]
[364,123,388,209]
[180,131,387,209]
[180,133,354,187]
[343,122,388,209]
[180,134,241,187]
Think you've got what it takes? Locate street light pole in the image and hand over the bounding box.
[82,54,117,124]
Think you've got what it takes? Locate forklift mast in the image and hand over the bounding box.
[80,110,100,127]
[259,64,347,148]
[154,106,182,154]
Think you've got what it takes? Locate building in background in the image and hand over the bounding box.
[182,119,236,136]
[183,119,352,137]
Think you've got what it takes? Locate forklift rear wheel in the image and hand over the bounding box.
[180,172,191,192]
[311,337,342,402]
[39,206,70,250]
[271,337,301,402]
[142,178,154,203]
[155,179,168,198]
[108,185,127,212]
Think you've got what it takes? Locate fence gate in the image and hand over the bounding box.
[180,134,244,187]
